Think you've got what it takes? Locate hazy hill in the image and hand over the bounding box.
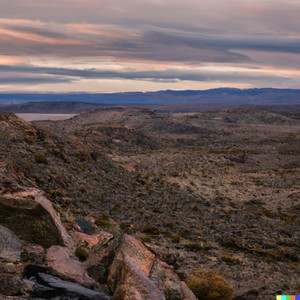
[0,101,105,114]
[1,88,300,106]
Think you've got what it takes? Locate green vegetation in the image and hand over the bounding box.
[35,152,48,164]
[75,246,89,261]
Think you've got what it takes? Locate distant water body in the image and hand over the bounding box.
[17,113,76,121]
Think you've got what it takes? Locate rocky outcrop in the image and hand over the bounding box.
[46,245,96,287]
[0,189,72,248]
[108,234,196,300]
[81,227,121,284]
[150,259,197,300]
[35,191,74,248]
[0,188,196,299]
[72,231,114,250]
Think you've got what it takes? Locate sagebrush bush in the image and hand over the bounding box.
[142,226,160,235]
[35,152,48,164]
[75,246,89,261]
[186,270,233,300]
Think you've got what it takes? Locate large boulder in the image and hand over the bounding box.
[79,228,121,284]
[46,245,97,287]
[0,188,73,248]
[34,191,74,248]
[108,234,196,300]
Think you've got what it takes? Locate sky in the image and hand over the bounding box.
[0,0,300,92]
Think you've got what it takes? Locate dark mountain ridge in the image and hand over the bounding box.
[1,88,300,105]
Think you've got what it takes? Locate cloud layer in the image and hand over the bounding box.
[0,0,300,91]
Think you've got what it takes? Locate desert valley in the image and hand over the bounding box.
[0,103,299,299]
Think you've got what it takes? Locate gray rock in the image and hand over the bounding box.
[39,273,110,300]
[0,225,21,261]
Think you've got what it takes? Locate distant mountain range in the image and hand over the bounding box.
[1,88,300,105]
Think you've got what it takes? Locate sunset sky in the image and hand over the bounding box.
[0,0,300,92]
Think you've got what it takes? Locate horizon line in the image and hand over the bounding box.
[0,87,298,94]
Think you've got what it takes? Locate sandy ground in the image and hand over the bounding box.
[17,113,76,121]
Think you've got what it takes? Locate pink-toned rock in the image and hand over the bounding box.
[46,245,96,287]
[84,230,121,284]
[110,234,155,279]
[109,251,164,299]
[35,192,74,248]
[1,188,39,199]
[0,192,63,248]
[72,231,113,249]
[112,255,165,300]
[108,234,161,299]
[0,188,73,249]
[150,259,197,300]
[108,234,196,300]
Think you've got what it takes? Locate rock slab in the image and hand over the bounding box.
[0,225,21,261]
[46,245,96,287]
[108,234,196,300]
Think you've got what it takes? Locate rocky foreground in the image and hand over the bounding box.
[0,188,196,299]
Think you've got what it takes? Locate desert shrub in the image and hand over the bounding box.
[184,243,202,251]
[179,229,190,238]
[171,234,180,243]
[51,203,63,214]
[47,189,63,201]
[77,151,90,162]
[95,214,111,228]
[140,234,152,243]
[220,256,241,265]
[90,151,99,161]
[164,231,181,243]
[35,152,48,164]
[246,289,259,296]
[164,220,175,228]
[253,178,265,186]
[142,226,160,235]
[75,246,89,261]
[186,270,233,300]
